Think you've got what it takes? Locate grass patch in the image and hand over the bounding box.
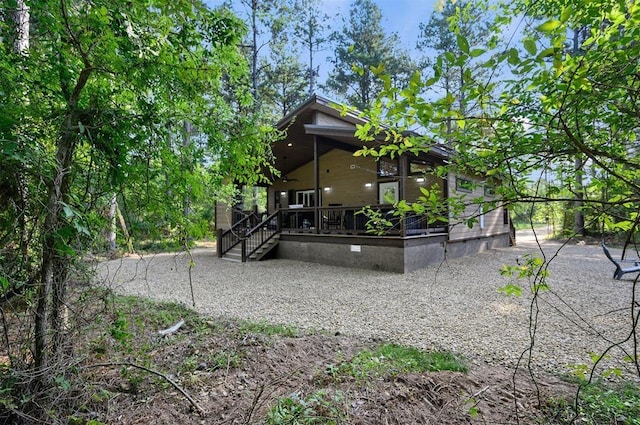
[578,382,640,424]
[547,382,640,424]
[239,319,298,337]
[328,343,466,381]
[266,389,345,425]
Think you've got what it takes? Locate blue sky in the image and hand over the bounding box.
[205,0,438,86]
[205,0,437,52]
[322,0,436,51]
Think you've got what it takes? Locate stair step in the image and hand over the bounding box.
[221,256,241,263]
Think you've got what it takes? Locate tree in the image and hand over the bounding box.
[351,0,640,392]
[416,0,494,135]
[237,0,292,104]
[0,0,274,413]
[293,0,331,96]
[324,0,415,110]
[258,37,308,118]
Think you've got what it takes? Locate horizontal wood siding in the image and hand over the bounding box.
[269,149,379,208]
[216,202,233,230]
[314,111,356,127]
[447,173,508,241]
[268,149,445,210]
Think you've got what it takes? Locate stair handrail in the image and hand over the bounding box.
[243,210,281,260]
[217,211,254,257]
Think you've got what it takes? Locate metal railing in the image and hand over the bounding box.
[281,205,448,237]
[218,205,448,260]
[217,210,261,257]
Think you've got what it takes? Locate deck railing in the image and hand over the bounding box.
[280,205,448,236]
[218,205,448,260]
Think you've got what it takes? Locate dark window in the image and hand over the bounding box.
[378,158,398,177]
[409,159,432,175]
[484,185,496,196]
[456,177,474,192]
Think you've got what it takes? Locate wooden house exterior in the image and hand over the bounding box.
[216,95,513,273]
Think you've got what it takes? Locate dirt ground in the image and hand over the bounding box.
[74,229,588,424]
[77,312,576,425]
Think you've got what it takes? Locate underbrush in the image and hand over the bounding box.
[2,288,632,424]
[548,381,640,425]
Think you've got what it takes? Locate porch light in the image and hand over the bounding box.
[416,177,425,183]
[323,187,331,192]
[365,182,373,188]
[287,142,293,147]
[280,191,286,196]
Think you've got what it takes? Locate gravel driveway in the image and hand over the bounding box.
[98,228,639,380]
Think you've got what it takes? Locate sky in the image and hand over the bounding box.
[319,0,437,52]
[205,0,440,83]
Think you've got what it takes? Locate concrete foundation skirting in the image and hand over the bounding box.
[276,234,446,273]
[276,233,510,273]
[445,233,511,259]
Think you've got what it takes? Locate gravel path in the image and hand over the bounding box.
[98,228,639,379]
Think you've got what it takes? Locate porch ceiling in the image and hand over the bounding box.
[265,94,450,183]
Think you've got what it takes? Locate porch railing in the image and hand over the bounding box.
[280,205,448,236]
[244,210,281,260]
[218,205,448,259]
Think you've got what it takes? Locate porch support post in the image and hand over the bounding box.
[399,156,407,237]
[313,135,320,234]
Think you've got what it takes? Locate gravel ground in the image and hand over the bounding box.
[97,228,639,380]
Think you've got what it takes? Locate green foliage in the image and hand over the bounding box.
[329,344,467,381]
[266,390,345,425]
[549,382,640,425]
[109,311,131,350]
[239,320,298,337]
[1,0,279,389]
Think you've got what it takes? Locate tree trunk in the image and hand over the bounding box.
[35,134,75,370]
[35,67,92,372]
[12,0,29,54]
[107,193,117,252]
[250,0,258,102]
[574,155,585,236]
[11,0,31,277]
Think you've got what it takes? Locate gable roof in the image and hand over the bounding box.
[270,94,449,178]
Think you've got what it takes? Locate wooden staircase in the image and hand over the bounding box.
[221,232,280,262]
[249,233,279,261]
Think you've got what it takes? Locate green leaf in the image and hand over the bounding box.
[457,34,470,54]
[523,39,537,56]
[536,47,555,60]
[497,283,522,297]
[537,20,562,33]
[470,48,485,58]
[560,6,572,23]
[507,48,520,65]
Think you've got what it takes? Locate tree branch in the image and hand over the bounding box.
[85,362,205,416]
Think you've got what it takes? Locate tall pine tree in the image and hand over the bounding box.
[324,0,414,110]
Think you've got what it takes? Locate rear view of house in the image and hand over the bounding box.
[216,95,512,272]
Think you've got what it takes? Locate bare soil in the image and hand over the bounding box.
[75,299,576,425]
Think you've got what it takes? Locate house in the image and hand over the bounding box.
[216,95,513,273]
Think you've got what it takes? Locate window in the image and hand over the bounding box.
[484,185,496,196]
[296,190,319,207]
[378,158,398,177]
[378,181,399,204]
[409,159,432,175]
[456,177,474,192]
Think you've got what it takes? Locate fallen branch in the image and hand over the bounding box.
[86,362,204,416]
[158,319,185,337]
